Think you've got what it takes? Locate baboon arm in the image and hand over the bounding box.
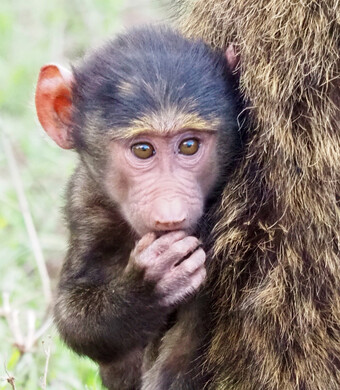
[54,246,168,364]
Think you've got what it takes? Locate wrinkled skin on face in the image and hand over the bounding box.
[105,131,218,236]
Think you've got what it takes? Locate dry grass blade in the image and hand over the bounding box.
[1,130,52,304]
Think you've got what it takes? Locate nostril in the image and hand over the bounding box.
[153,199,188,230]
[154,218,186,230]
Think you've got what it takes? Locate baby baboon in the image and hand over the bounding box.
[35,25,242,389]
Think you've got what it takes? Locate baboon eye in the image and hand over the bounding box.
[131,142,155,159]
[179,138,200,155]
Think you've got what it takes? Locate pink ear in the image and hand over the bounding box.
[35,64,74,149]
[225,44,240,72]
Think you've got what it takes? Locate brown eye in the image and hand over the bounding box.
[179,138,200,155]
[131,142,155,159]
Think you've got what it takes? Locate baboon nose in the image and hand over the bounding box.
[153,199,188,231]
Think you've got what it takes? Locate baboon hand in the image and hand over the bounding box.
[127,231,206,307]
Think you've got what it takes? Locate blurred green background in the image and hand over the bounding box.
[0,1,165,388]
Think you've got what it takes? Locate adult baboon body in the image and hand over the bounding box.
[35,26,243,389]
[176,1,340,389]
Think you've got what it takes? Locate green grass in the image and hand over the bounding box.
[0,1,163,388]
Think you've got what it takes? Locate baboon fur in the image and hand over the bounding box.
[175,1,340,389]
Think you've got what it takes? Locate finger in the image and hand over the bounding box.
[174,247,206,274]
[170,236,202,266]
[160,267,207,307]
[190,267,207,291]
[135,232,157,254]
[153,236,201,272]
[149,230,187,255]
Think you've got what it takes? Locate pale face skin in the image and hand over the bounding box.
[105,129,218,305]
[105,130,218,237]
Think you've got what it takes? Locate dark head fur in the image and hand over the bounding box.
[70,25,241,180]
